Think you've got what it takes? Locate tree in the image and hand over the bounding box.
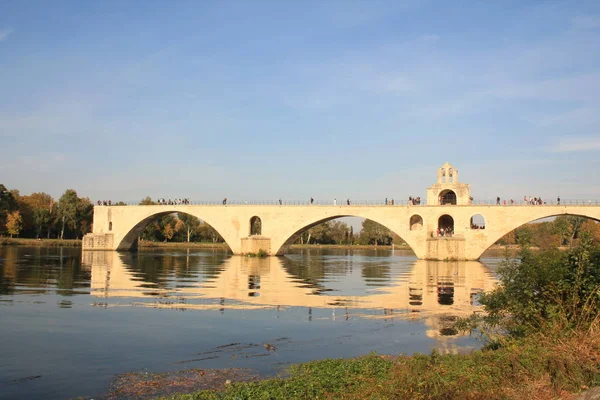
[358,219,393,245]
[6,211,23,238]
[0,184,17,233]
[139,196,156,205]
[580,220,600,245]
[478,232,600,337]
[308,222,334,244]
[57,189,80,239]
[163,223,175,242]
[196,222,224,243]
[177,214,201,242]
[329,220,350,244]
[77,197,94,238]
[22,192,54,238]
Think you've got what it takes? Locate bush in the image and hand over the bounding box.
[477,232,600,337]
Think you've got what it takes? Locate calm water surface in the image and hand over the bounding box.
[0,246,500,399]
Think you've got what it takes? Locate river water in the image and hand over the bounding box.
[0,246,501,399]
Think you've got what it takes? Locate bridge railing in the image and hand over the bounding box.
[470,199,600,206]
[95,199,600,206]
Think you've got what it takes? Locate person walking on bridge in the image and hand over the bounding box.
[333,198,337,206]
[310,197,314,205]
[557,196,561,205]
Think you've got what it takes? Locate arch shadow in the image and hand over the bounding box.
[274,214,417,256]
[118,210,233,253]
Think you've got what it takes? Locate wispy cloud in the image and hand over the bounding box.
[0,28,13,42]
[547,136,600,153]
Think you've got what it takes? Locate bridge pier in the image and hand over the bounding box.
[82,233,115,251]
[240,236,271,255]
[425,237,468,261]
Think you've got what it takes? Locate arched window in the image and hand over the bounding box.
[439,190,457,205]
[410,214,423,231]
[250,216,262,235]
[437,215,454,236]
[108,221,112,231]
[470,214,485,229]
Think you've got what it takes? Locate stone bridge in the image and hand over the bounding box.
[83,163,600,260]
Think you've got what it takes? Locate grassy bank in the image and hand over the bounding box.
[0,237,82,247]
[289,243,409,251]
[138,241,230,250]
[164,326,599,400]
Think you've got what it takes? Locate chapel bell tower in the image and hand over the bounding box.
[426,162,471,205]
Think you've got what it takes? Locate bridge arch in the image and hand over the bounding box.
[272,214,419,256]
[115,209,233,252]
[473,211,600,259]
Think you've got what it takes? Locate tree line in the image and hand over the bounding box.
[496,215,600,248]
[0,184,93,239]
[294,219,404,246]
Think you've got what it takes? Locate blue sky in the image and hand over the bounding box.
[1,0,599,203]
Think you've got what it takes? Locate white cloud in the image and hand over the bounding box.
[547,136,600,153]
[0,28,13,42]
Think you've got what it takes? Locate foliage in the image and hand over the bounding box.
[25,192,54,238]
[0,184,18,233]
[358,219,393,245]
[246,249,269,258]
[57,189,80,239]
[473,233,600,338]
[165,329,600,400]
[139,196,156,205]
[6,211,23,237]
[497,216,600,247]
[178,213,201,242]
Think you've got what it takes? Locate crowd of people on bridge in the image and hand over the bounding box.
[491,196,562,205]
[157,198,190,205]
[408,196,421,205]
[96,195,573,207]
[436,227,454,237]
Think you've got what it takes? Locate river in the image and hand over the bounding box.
[0,246,501,399]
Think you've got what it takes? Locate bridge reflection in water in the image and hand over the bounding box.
[82,250,497,343]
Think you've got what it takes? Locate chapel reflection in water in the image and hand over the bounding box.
[82,250,497,343]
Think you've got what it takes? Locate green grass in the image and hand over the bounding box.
[163,327,600,400]
[0,237,81,247]
[138,241,229,249]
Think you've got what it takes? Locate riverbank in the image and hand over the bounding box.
[126,327,598,399]
[138,241,230,250]
[0,238,546,253]
[0,237,81,247]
